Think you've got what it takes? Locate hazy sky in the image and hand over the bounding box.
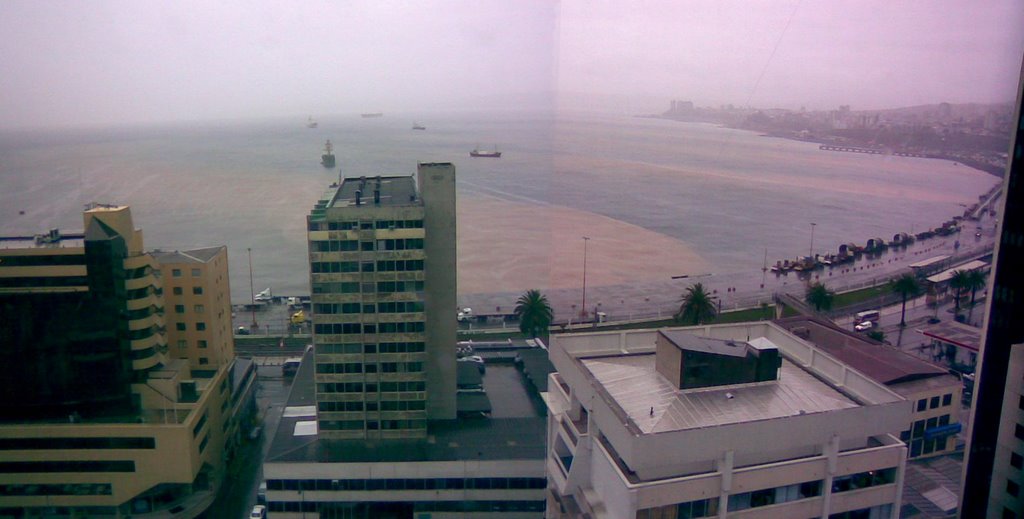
[1,0,1022,129]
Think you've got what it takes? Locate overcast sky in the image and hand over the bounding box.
[1,0,1022,129]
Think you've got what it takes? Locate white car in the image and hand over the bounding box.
[457,307,473,322]
[250,505,267,519]
[854,321,875,332]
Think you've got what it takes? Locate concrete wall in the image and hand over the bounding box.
[418,163,458,420]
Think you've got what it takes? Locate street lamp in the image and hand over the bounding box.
[808,222,817,259]
[581,236,590,319]
[248,248,258,329]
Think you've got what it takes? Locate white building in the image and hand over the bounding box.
[544,322,911,519]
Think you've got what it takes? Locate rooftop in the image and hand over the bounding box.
[580,349,858,434]
[265,348,547,465]
[917,320,982,352]
[776,316,952,386]
[151,246,224,264]
[659,330,753,357]
[328,175,418,209]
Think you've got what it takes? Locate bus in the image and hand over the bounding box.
[855,310,880,323]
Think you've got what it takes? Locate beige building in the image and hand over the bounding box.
[545,323,911,519]
[777,316,962,459]
[0,205,241,518]
[306,164,457,440]
[153,247,235,369]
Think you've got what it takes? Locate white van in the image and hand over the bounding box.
[855,310,880,323]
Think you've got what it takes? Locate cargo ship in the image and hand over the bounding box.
[470,146,501,158]
[321,140,336,168]
[412,123,426,130]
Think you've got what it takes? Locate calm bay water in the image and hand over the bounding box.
[0,111,998,302]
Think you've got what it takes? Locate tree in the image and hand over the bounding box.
[890,273,921,327]
[965,270,987,323]
[805,282,835,312]
[675,283,717,325]
[514,289,553,338]
[949,270,970,318]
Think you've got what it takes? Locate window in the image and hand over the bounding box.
[173,286,183,295]
[174,304,185,313]
[1008,480,1019,497]
[930,396,941,409]
[192,286,203,295]
[176,323,186,331]
[193,304,204,313]
[196,322,206,331]
[1011,452,1023,469]
[917,399,927,412]
[191,268,200,276]
[177,340,187,349]
[1016,424,1024,441]
[199,357,209,365]
[198,340,208,349]
[943,393,953,406]
[172,269,182,277]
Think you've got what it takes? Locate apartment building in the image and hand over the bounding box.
[0,205,243,518]
[545,323,912,519]
[305,164,457,440]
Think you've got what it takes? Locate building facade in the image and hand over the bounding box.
[961,61,1024,518]
[545,323,911,519]
[306,164,456,440]
[0,205,242,518]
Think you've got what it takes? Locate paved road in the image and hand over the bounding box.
[204,363,291,519]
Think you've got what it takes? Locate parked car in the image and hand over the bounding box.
[854,321,875,332]
[457,307,474,322]
[250,505,267,519]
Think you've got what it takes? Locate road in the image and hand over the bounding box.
[203,362,291,519]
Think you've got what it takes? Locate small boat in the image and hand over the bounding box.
[470,146,501,158]
[306,116,318,128]
[321,140,336,168]
[412,123,426,130]
[360,112,384,118]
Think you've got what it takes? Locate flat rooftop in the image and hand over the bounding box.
[580,349,858,434]
[328,175,418,209]
[266,349,547,465]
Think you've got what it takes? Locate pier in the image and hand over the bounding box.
[818,144,928,158]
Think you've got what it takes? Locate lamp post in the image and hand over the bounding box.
[809,222,817,259]
[248,248,258,329]
[581,236,590,319]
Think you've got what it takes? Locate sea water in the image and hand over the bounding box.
[0,111,998,303]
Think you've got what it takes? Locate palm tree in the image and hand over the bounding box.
[805,282,835,312]
[675,283,716,325]
[949,269,970,318]
[965,269,987,323]
[890,274,921,327]
[514,289,553,338]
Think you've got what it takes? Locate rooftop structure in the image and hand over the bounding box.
[545,322,911,519]
[778,316,962,459]
[263,347,549,517]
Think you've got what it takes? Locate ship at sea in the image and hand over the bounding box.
[412,123,426,130]
[360,113,384,118]
[321,140,336,168]
[470,146,501,158]
[306,116,318,128]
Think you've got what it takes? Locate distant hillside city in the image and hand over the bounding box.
[649,100,1013,176]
